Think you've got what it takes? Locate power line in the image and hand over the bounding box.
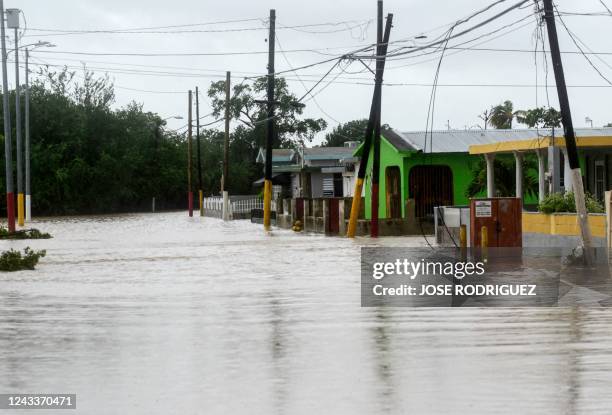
[554,4,612,86]
[24,20,373,37]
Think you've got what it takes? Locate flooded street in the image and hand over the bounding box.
[1,212,612,414]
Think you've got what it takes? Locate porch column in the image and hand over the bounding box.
[514,151,523,199]
[485,153,495,198]
[561,147,573,193]
[536,149,547,202]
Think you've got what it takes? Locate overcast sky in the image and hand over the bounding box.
[8,0,612,145]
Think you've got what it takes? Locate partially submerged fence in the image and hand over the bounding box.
[202,195,264,220]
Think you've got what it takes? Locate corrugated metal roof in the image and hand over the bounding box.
[304,147,355,160]
[387,127,612,153]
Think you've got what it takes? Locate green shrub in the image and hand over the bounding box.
[538,192,604,214]
[0,226,52,239]
[0,248,46,272]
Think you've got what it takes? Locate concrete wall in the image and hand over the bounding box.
[522,211,607,247]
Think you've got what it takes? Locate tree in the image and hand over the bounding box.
[207,76,327,149]
[322,119,368,147]
[0,66,188,215]
[466,155,539,198]
[515,107,561,128]
[489,100,517,129]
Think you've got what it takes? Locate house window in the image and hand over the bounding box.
[322,176,334,197]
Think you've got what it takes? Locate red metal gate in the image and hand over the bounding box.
[327,198,340,234]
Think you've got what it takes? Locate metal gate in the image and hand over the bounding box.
[409,165,454,218]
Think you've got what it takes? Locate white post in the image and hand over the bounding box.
[537,149,547,202]
[485,154,495,198]
[562,147,573,193]
[222,191,230,221]
[514,151,523,199]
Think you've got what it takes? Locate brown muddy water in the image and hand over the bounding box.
[1,212,612,414]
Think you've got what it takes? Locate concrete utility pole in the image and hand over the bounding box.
[187,90,193,217]
[223,71,230,192]
[371,0,384,238]
[221,71,231,222]
[25,47,30,222]
[195,86,203,216]
[263,9,276,231]
[542,0,593,261]
[6,9,23,227]
[1,0,15,232]
[346,8,393,238]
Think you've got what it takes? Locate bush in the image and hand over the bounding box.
[0,247,46,272]
[538,192,604,214]
[0,226,52,239]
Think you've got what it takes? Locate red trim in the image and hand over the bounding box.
[371,184,379,238]
[6,192,15,233]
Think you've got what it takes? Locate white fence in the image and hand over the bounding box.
[201,196,274,219]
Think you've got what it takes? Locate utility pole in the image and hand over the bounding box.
[542,0,593,262]
[187,90,193,217]
[347,8,393,238]
[223,71,230,192]
[263,9,276,231]
[222,71,231,222]
[195,86,203,216]
[1,0,15,233]
[25,47,31,222]
[371,0,384,238]
[7,9,23,227]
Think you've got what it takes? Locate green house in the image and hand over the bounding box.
[357,128,612,220]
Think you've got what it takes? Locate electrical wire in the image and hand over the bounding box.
[554,4,612,86]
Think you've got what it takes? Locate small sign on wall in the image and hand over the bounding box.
[475,200,492,217]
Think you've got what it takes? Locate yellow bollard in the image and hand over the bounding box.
[199,190,204,216]
[481,225,488,262]
[263,179,272,231]
[346,178,364,238]
[17,193,24,226]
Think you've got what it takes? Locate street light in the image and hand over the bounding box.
[162,115,183,121]
[0,0,15,232]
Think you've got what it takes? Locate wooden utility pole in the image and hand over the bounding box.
[196,86,203,216]
[542,0,593,261]
[187,90,193,217]
[263,9,276,231]
[346,7,393,238]
[223,71,231,192]
[371,0,384,238]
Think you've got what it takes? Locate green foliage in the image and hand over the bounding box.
[466,155,539,198]
[0,66,190,214]
[489,100,516,129]
[207,76,327,149]
[515,107,561,128]
[0,226,52,239]
[323,119,368,147]
[538,192,604,214]
[0,247,46,272]
[483,100,561,129]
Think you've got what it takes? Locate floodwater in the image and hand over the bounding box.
[1,212,612,414]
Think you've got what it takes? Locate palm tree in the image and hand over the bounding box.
[489,100,516,129]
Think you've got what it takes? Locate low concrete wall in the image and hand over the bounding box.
[522,211,607,247]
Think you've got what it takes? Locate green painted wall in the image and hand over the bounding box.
[362,133,541,219]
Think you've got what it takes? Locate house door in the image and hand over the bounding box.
[409,165,454,218]
[595,160,606,201]
[385,166,402,219]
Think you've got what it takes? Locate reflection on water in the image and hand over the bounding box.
[1,212,612,414]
